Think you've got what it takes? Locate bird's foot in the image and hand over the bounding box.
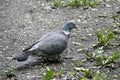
[54,56,63,63]
[41,56,63,63]
[63,56,73,59]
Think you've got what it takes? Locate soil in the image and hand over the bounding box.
[0,0,120,80]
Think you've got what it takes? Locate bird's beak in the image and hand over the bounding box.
[74,26,78,29]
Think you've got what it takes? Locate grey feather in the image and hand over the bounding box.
[12,52,29,61]
[13,20,76,61]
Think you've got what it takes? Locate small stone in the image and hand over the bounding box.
[113,29,120,34]
[87,34,92,36]
[77,19,81,22]
[81,35,87,40]
[72,42,82,46]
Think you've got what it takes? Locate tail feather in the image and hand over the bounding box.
[12,52,29,61]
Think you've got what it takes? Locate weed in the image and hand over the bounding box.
[93,71,99,80]
[70,71,77,76]
[57,70,63,77]
[76,60,82,67]
[81,77,88,80]
[81,0,89,8]
[44,67,54,80]
[52,0,98,8]
[93,71,113,80]
[5,66,14,78]
[86,52,96,59]
[53,0,62,7]
[105,51,120,65]
[100,73,111,80]
[75,67,92,78]
[66,0,81,8]
[66,0,91,8]
[96,29,115,47]
[89,0,98,7]
[86,48,120,68]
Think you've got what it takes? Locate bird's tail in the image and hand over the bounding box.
[12,52,29,61]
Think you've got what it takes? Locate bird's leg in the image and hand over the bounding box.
[54,56,63,63]
[42,57,51,62]
[42,56,45,60]
[42,57,46,60]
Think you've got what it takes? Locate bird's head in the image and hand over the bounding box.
[62,20,77,32]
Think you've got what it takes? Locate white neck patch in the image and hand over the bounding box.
[63,31,70,35]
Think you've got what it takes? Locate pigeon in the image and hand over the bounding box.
[13,20,77,61]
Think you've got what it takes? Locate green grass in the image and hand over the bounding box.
[53,0,62,7]
[86,48,120,68]
[89,0,98,7]
[67,0,98,8]
[44,67,54,80]
[93,71,113,80]
[75,67,92,78]
[52,0,98,8]
[5,66,14,78]
[66,0,82,8]
[81,0,89,8]
[96,29,115,47]
[93,71,99,80]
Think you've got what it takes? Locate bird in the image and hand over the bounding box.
[13,20,77,62]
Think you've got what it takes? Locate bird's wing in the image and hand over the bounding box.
[37,34,68,55]
[23,32,68,56]
[23,32,52,52]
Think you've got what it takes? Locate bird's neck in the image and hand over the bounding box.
[60,30,70,36]
[63,30,70,35]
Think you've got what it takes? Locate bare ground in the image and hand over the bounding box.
[0,0,120,80]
